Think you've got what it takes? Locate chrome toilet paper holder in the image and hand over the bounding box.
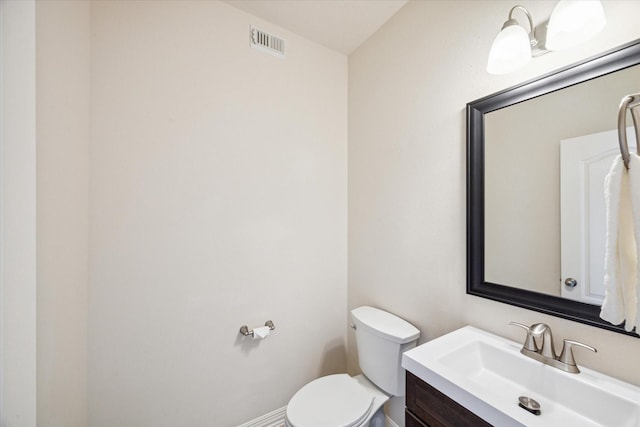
[239,320,275,337]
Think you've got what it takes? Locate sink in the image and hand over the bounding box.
[402,326,640,427]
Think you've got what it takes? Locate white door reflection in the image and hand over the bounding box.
[560,127,637,304]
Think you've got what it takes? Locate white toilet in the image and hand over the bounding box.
[285,306,420,427]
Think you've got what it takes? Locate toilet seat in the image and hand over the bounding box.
[285,374,374,427]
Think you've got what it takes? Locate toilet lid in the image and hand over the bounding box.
[286,374,374,427]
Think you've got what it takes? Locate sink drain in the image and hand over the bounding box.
[518,396,541,416]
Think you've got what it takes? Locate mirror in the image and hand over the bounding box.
[467,39,640,336]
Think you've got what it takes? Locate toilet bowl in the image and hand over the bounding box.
[285,306,420,427]
[284,374,388,427]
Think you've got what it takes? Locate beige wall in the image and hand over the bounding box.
[348,0,640,424]
[36,2,90,426]
[32,2,346,425]
[1,1,37,426]
[88,2,347,426]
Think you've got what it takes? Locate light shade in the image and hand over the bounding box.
[546,0,606,51]
[487,24,531,75]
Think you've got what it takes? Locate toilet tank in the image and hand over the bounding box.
[351,306,420,396]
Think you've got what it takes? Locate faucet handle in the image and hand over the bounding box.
[509,322,538,352]
[559,339,597,372]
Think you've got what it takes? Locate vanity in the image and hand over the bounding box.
[402,326,640,427]
[405,370,490,427]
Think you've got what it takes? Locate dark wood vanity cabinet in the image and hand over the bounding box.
[405,371,492,427]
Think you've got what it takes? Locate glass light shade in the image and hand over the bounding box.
[487,24,531,75]
[546,0,606,51]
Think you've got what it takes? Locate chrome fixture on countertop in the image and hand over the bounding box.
[518,395,541,416]
[509,322,597,374]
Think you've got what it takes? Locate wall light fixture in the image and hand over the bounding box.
[546,0,606,51]
[487,1,606,75]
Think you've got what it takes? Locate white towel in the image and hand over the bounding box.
[600,154,640,331]
[630,154,640,331]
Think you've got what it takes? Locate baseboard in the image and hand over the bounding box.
[237,406,286,427]
[386,415,400,427]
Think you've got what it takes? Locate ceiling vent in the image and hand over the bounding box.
[250,26,286,58]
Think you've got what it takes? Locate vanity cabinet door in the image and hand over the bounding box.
[405,408,429,427]
[406,371,492,427]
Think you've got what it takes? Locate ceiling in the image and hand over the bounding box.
[223,0,409,54]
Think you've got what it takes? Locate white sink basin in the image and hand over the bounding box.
[402,326,640,427]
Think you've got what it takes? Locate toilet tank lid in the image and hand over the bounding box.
[351,306,420,344]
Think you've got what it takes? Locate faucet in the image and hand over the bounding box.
[509,322,597,374]
[529,323,556,359]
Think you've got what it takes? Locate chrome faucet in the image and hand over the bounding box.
[509,322,597,374]
[529,323,556,359]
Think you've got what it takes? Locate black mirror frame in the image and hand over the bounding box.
[467,39,640,337]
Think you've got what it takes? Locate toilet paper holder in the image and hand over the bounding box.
[239,320,275,337]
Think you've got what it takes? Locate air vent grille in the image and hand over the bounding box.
[250,27,285,58]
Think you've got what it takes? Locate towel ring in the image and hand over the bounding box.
[618,92,640,170]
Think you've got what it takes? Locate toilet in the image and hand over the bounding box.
[285,306,420,427]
